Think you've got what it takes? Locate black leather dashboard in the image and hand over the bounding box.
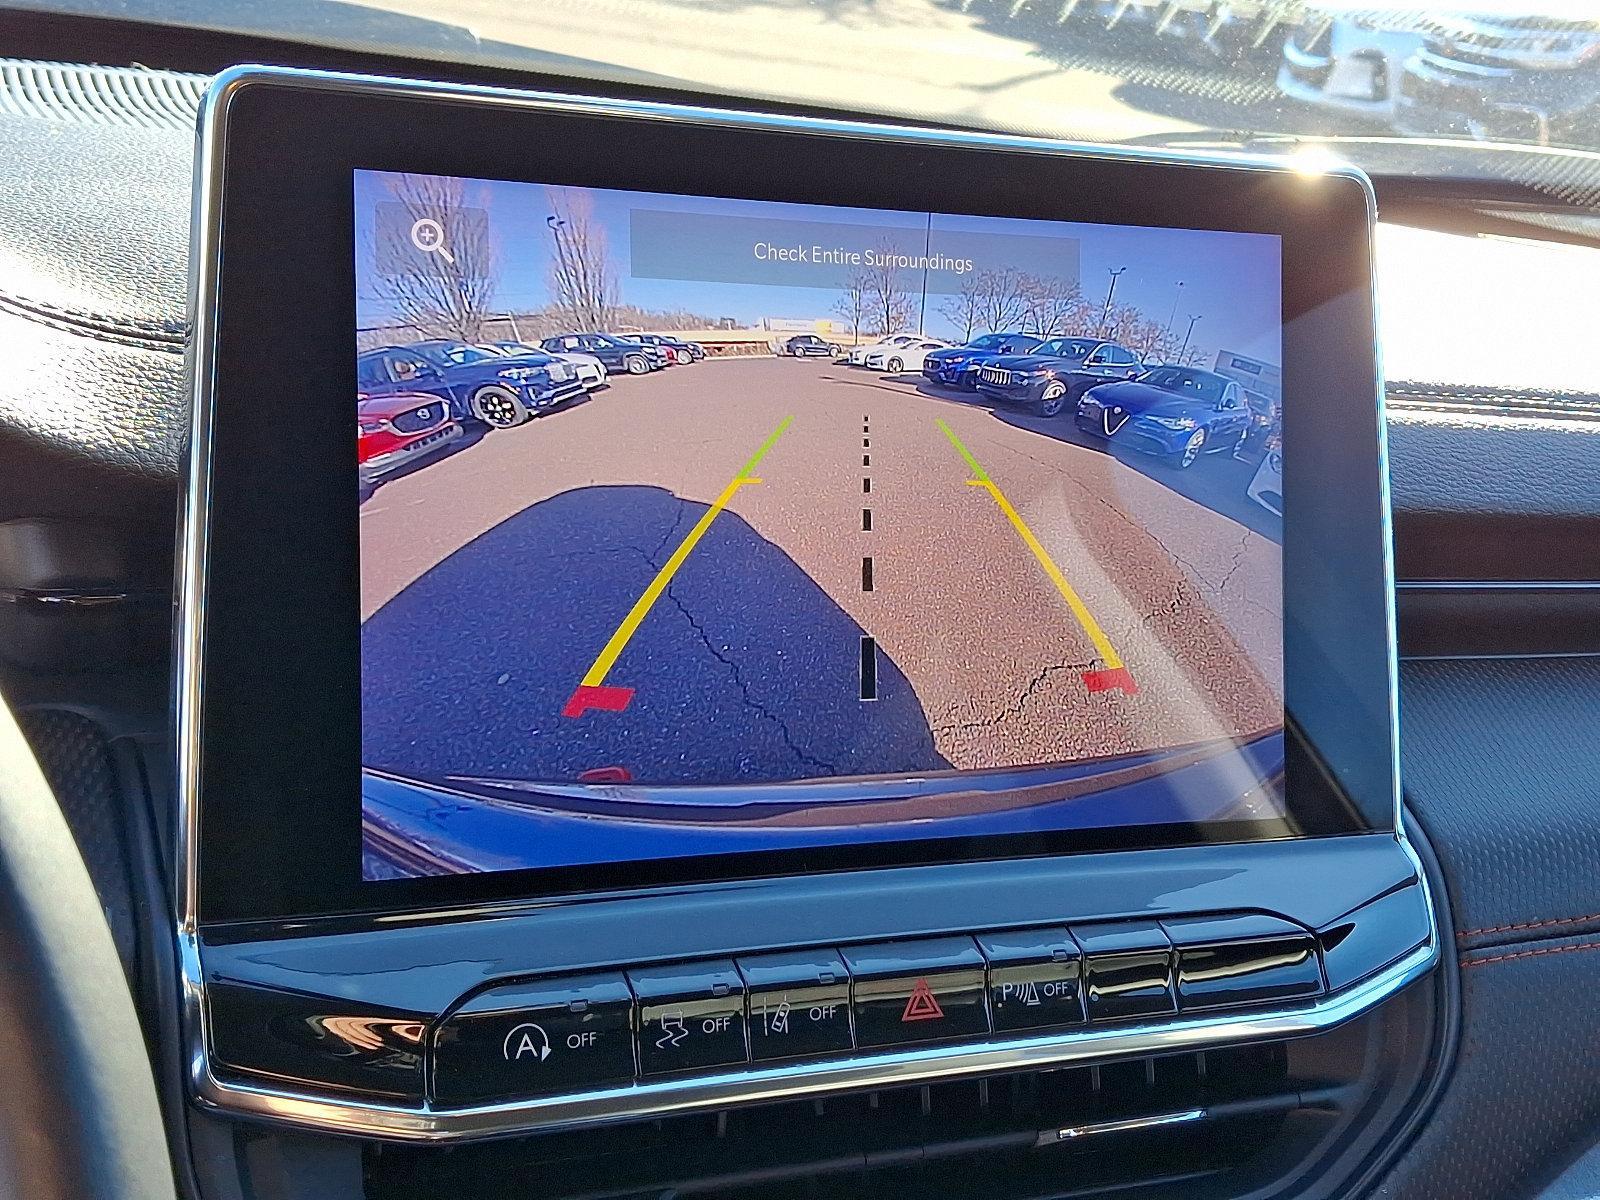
[0,59,1597,1200]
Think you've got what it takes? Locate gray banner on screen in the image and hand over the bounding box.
[630,210,1079,294]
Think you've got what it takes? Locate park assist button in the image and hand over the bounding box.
[976,927,1085,1032]
[737,948,854,1062]
[628,960,748,1076]
[842,937,989,1048]
[433,972,635,1106]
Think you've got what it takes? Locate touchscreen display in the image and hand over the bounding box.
[354,169,1285,881]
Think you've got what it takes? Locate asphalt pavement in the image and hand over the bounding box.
[359,356,1281,787]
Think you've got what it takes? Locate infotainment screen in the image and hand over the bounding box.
[353,170,1287,881]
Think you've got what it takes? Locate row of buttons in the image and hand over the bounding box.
[433,915,1324,1106]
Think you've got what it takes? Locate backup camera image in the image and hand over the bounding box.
[354,169,1284,881]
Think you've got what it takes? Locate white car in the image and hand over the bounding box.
[1276,7,1426,122]
[1247,446,1283,517]
[482,341,608,391]
[846,333,922,366]
[864,338,951,373]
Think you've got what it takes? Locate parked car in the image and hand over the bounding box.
[1394,15,1600,146]
[865,338,950,372]
[356,341,586,429]
[1248,442,1284,516]
[540,332,668,374]
[357,391,462,486]
[633,332,705,362]
[974,337,1143,416]
[1075,366,1254,468]
[1277,8,1427,121]
[781,334,842,358]
[846,333,923,365]
[922,332,1043,390]
[482,340,608,391]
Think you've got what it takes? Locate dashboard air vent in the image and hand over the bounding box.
[364,994,1438,1200]
[0,60,204,129]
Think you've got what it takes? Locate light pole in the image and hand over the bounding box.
[1163,281,1184,346]
[1179,314,1202,362]
[546,214,575,326]
[1099,266,1126,335]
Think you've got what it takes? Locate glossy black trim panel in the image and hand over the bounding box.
[183,67,1393,925]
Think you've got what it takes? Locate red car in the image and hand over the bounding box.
[357,391,462,486]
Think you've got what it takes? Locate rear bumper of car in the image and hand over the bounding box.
[358,422,462,484]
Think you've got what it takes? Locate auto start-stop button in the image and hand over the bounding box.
[432,972,635,1106]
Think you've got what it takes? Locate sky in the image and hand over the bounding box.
[354,169,1282,365]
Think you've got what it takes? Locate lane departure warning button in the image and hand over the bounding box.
[842,937,989,1048]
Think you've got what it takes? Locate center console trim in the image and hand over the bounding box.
[185,927,1436,1142]
[178,66,1413,1144]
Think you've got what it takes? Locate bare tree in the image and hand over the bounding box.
[834,267,870,344]
[545,187,619,331]
[972,267,1030,336]
[864,239,916,337]
[938,272,983,342]
[1018,276,1092,338]
[375,174,499,342]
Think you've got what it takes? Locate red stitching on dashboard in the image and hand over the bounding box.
[1457,912,1600,940]
[1461,940,1600,969]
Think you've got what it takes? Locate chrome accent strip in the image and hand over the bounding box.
[179,65,1414,1143]
[189,937,1436,1143]
[1397,579,1600,591]
[1044,1108,1206,1144]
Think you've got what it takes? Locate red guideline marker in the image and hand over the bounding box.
[1082,667,1139,696]
[561,684,635,718]
[577,765,633,784]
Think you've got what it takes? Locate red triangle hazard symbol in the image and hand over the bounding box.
[901,978,944,1022]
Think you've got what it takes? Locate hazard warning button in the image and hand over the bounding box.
[841,938,989,1048]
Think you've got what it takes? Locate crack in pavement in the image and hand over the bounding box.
[660,582,840,776]
[1215,526,1252,596]
[930,657,1098,736]
[628,501,838,776]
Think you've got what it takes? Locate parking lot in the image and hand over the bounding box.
[360,355,1281,788]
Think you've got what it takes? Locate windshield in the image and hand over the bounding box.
[1039,338,1098,359]
[16,2,1599,193]
[1140,366,1228,402]
[421,343,496,365]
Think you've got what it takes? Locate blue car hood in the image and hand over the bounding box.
[1082,380,1197,415]
[988,352,1088,372]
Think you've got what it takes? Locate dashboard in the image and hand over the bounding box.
[0,43,1596,1200]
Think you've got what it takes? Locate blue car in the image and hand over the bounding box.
[974,336,1143,415]
[540,332,668,374]
[1075,366,1254,468]
[921,332,1042,390]
[356,340,587,429]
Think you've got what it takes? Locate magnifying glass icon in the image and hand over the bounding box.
[409,217,455,265]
